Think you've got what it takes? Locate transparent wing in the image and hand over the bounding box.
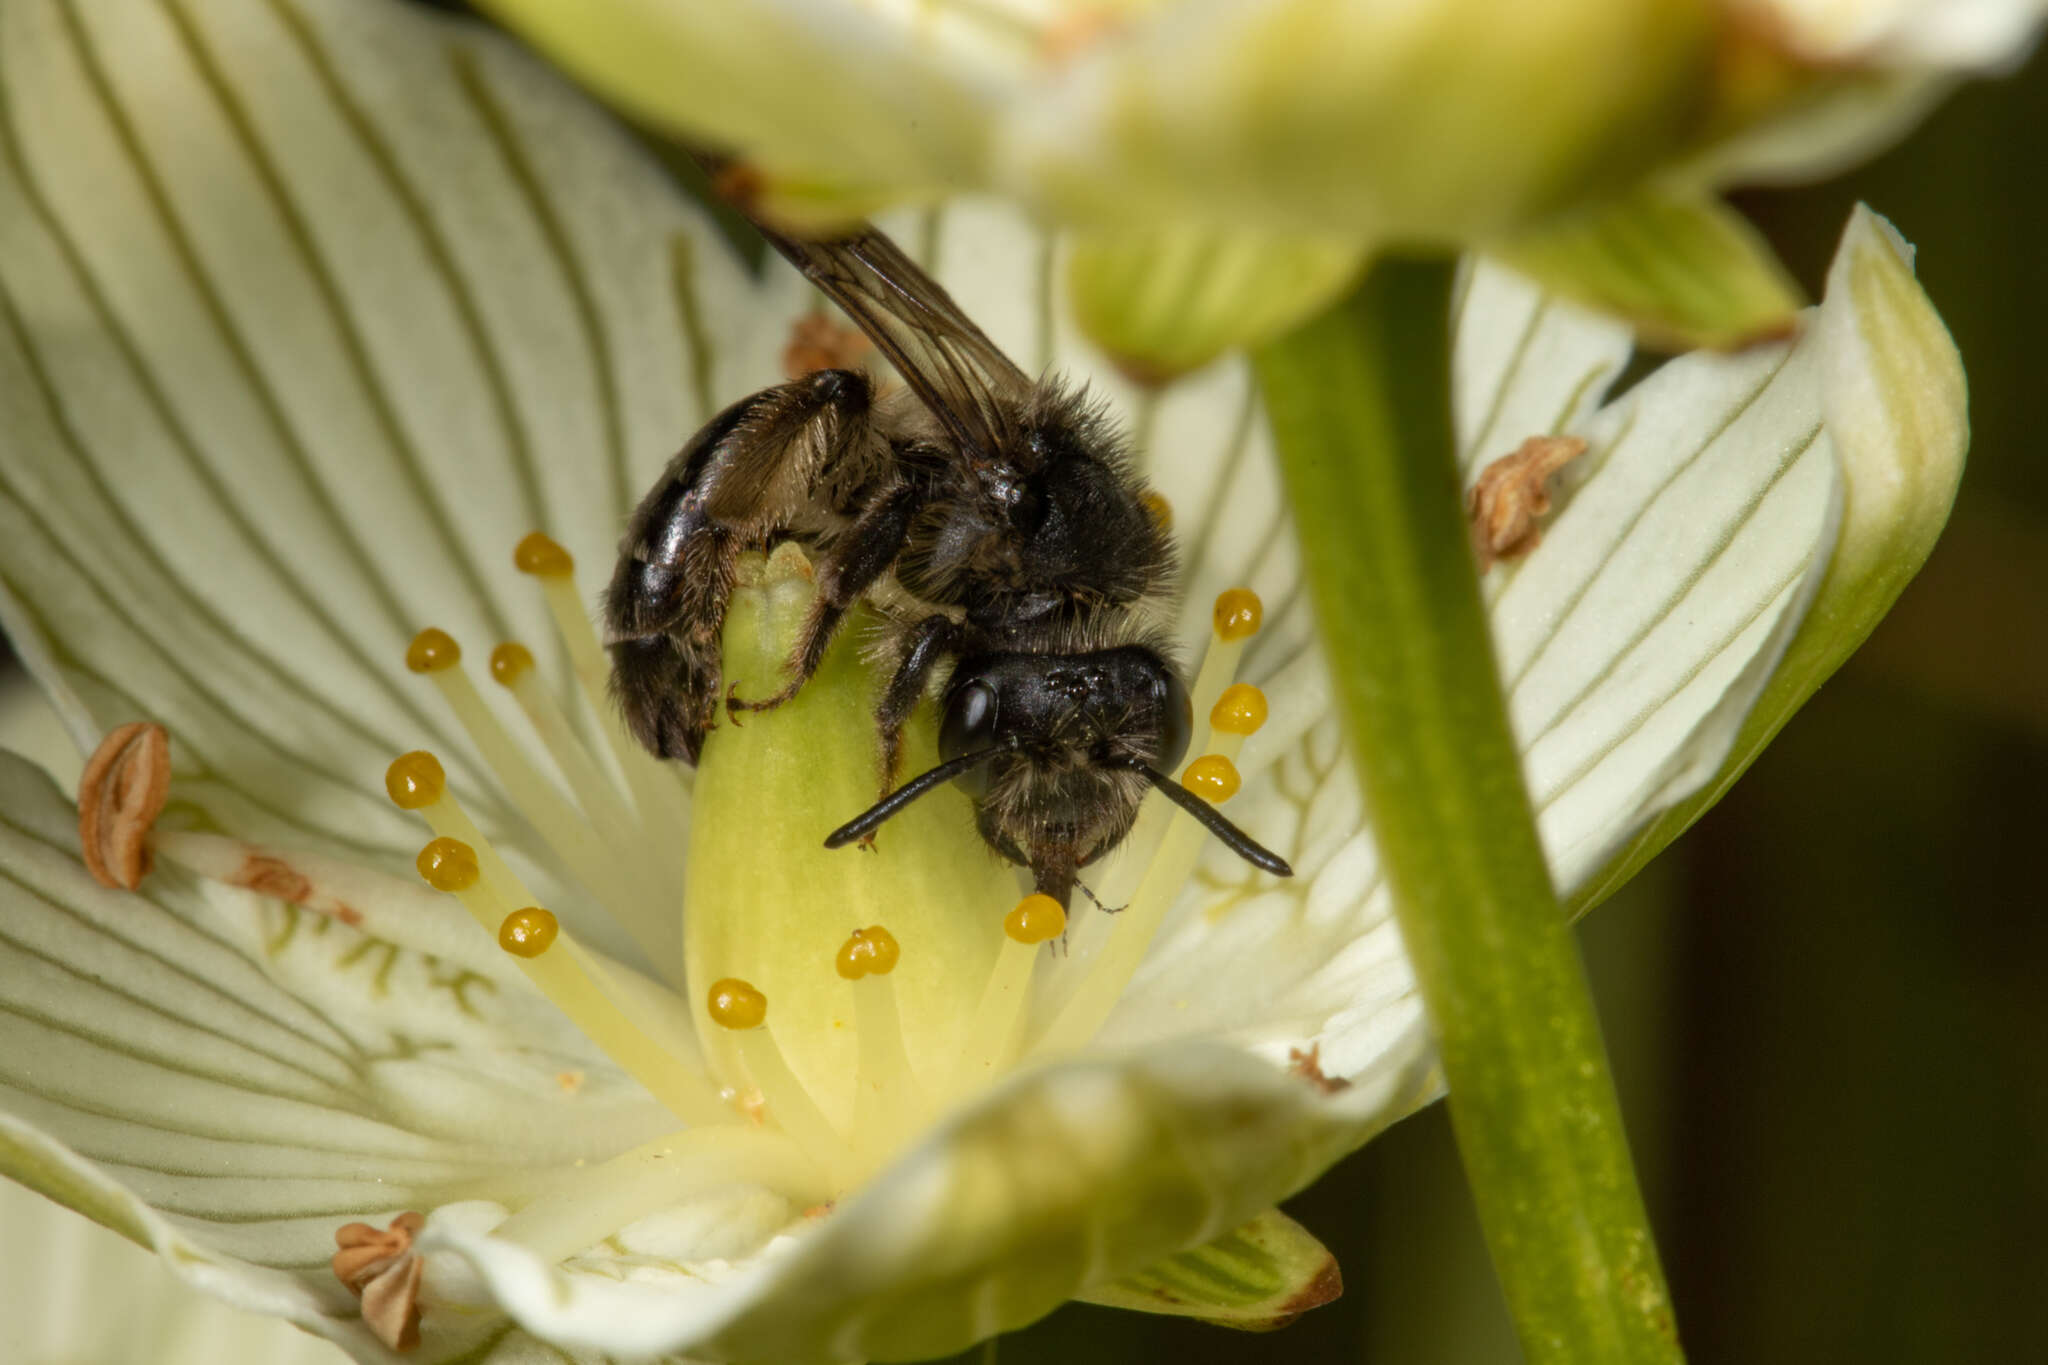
[756,221,1035,464]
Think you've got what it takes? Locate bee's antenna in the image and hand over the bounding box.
[823,746,1006,849]
[1116,760,1294,877]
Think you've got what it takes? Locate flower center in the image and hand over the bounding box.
[381,534,1271,1246]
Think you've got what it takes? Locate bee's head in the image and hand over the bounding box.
[935,649,1188,906]
[825,647,1287,909]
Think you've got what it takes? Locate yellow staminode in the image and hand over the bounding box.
[415,836,478,893]
[1031,587,1273,1057]
[1212,587,1263,641]
[499,907,560,958]
[1210,682,1268,736]
[837,927,922,1168]
[404,627,461,674]
[835,925,902,979]
[1182,753,1241,803]
[708,977,768,1030]
[512,530,575,578]
[390,757,730,1129]
[384,751,445,810]
[708,978,847,1175]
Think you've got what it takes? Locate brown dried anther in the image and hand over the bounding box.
[1467,434,1589,571]
[1287,1044,1351,1095]
[782,311,874,381]
[334,1212,428,1353]
[77,722,171,890]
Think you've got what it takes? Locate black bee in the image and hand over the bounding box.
[604,200,1290,908]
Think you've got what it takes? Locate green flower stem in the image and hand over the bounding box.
[1253,258,1683,1365]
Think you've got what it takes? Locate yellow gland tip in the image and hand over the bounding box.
[835,925,902,980]
[1210,683,1269,736]
[498,906,559,958]
[415,836,480,892]
[1141,490,1172,530]
[708,978,768,1030]
[404,627,461,674]
[384,751,446,809]
[489,642,535,686]
[1213,588,1263,641]
[1004,894,1067,945]
[1183,753,1242,803]
[513,531,574,577]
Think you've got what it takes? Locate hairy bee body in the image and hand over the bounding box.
[606,211,1283,908]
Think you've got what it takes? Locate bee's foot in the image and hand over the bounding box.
[856,833,879,853]
[726,679,802,716]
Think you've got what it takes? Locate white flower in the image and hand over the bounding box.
[0,0,1963,1362]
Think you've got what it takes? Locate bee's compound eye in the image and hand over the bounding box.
[1156,668,1194,772]
[939,679,1000,769]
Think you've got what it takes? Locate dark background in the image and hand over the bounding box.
[4,21,2041,1365]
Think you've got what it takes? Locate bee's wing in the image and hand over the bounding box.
[759,224,1033,464]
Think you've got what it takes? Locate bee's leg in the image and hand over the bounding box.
[607,528,737,762]
[606,370,884,761]
[727,481,921,716]
[873,613,963,795]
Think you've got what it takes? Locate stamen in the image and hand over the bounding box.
[488,1127,830,1266]
[514,533,692,869]
[836,926,922,1162]
[951,895,1065,1097]
[1031,593,1273,1057]
[1141,490,1173,531]
[708,978,848,1172]
[77,721,171,891]
[332,1212,426,1352]
[388,754,731,1128]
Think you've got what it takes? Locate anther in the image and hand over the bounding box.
[1182,754,1242,803]
[1141,490,1172,530]
[835,925,902,979]
[384,751,446,809]
[332,1212,427,1353]
[1209,682,1269,736]
[415,836,479,893]
[404,627,461,674]
[498,906,559,958]
[77,721,171,891]
[709,977,768,1030]
[488,642,535,686]
[513,531,574,577]
[1213,588,1263,641]
[1004,894,1067,945]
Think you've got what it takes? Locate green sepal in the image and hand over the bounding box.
[1075,1207,1341,1331]
[1495,186,1804,352]
[1067,227,1367,384]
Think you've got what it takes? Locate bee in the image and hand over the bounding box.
[604,197,1291,909]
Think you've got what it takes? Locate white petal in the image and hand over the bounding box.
[1736,0,2048,68]
[0,750,667,1319]
[0,0,772,876]
[429,1035,1434,1361]
[1114,256,1863,1066]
